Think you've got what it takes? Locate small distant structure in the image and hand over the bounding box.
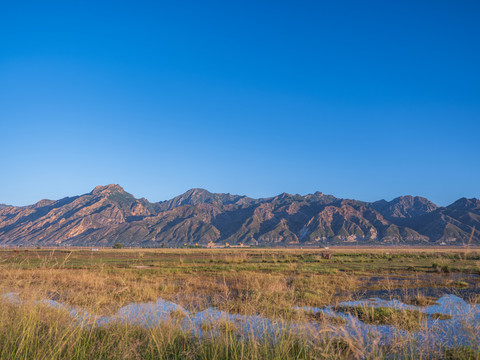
[206,241,249,249]
[229,243,249,248]
[207,241,223,249]
[91,248,99,251]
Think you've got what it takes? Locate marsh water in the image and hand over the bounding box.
[3,273,480,349]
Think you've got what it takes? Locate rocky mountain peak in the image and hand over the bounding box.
[35,199,56,208]
[297,192,337,207]
[447,197,480,211]
[91,184,125,196]
[373,195,438,219]
[158,188,255,211]
[177,188,216,204]
[274,192,293,201]
[184,188,212,197]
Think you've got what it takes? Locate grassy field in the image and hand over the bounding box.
[1,247,479,359]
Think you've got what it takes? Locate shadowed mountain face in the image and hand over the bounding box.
[157,188,257,211]
[372,196,438,220]
[0,185,478,246]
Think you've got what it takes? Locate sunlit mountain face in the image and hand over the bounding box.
[0,185,478,247]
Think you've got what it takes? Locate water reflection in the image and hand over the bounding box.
[2,292,479,347]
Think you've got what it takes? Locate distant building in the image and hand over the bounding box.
[207,241,249,249]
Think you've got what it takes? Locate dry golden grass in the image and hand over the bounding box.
[0,247,479,359]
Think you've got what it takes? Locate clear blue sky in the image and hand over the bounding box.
[1,0,479,206]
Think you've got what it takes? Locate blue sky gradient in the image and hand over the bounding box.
[1,0,479,206]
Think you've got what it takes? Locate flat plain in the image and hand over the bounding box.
[1,247,479,359]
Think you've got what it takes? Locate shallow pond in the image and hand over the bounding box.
[299,294,480,348]
[2,291,479,348]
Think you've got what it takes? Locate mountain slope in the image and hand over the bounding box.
[0,185,478,246]
[158,188,256,211]
[372,196,438,220]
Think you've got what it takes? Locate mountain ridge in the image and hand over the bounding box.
[0,185,478,247]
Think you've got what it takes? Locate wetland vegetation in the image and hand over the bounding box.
[1,247,479,359]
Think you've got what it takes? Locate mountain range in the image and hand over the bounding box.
[0,185,478,247]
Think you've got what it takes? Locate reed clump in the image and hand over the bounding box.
[332,305,427,331]
[403,295,439,306]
